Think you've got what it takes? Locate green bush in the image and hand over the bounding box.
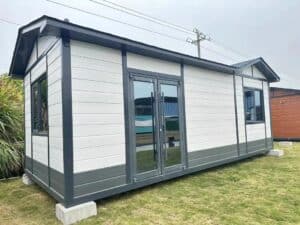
[0,74,24,178]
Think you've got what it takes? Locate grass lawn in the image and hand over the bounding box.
[0,142,300,225]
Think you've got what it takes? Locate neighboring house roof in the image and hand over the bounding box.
[9,15,280,83]
[271,73,300,91]
[232,57,280,82]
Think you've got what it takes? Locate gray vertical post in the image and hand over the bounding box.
[61,36,74,207]
[233,72,240,156]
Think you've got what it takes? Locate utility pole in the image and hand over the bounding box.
[187,28,211,58]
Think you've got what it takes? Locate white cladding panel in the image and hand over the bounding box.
[263,81,272,138]
[243,77,262,89]
[47,40,64,173]
[24,74,31,157]
[32,135,48,165]
[37,36,59,57]
[127,52,180,76]
[235,76,246,144]
[253,66,266,79]
[246,123,265,141]
[71,40,126,173]
[184,65,237,152]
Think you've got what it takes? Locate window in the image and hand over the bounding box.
[244,88,264,123]
[32,75,48,134]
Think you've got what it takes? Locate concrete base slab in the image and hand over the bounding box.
[268,149,284,157]
[22,173,33,185]
[56,201,97,225]
[279,141,293,147]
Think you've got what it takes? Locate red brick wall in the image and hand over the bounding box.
[271,88,300,139]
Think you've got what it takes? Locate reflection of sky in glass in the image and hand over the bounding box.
[134,81,153,98]
[161,84,177,97]
[255,91,261,106]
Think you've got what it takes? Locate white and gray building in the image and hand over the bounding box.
[9,16,280,224]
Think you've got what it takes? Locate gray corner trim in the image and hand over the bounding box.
[61,36,74,207]
[268,83,274,148]
[242,76,248,153]
[23,76,26,171]
[121,48,132,184]
[180,63,189,168]
[46,55,51,188]
[262,81,267,150]
[30,71,34,173]
[233,73,240,156]
[36,40,39,60]
[25,168,64,203]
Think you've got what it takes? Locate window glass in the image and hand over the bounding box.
[32,83,39,131]
[244,89,264,123]
[40,78,48,132]
[31,75,48,134]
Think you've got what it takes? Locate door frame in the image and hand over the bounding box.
[127,68,187,182]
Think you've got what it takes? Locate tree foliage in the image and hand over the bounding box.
[0,74,24,178]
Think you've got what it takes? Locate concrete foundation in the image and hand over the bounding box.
[279,141,293,147]
[22,173,33,185]
[56,201,97,225]
[267,149,284,157]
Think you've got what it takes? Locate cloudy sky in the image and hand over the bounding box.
[0,0,299,86]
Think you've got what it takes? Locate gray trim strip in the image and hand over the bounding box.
[74,164,126,186]
[72,147,268,205]
[262,81,267,150]
[61,36,74,207]
[122,48,132,184]
[25,169,64,203]
[180,63,188,168]
[242,76,248,153]
[233,73,240,156]
[268,83,274,149]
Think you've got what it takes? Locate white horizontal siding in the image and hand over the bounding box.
[253,66,266,79]
[71,40,126,173]
[263,81,272,138]
[246,123,265,141]
[47,40,64,173]
[31,58,46,83]
[127,52,180,76]
[37,36,59,57]
[235,76,246,144]
[32,136,48,165]
[184,65,237,152]
[243,77,262,89]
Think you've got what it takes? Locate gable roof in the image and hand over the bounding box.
[232,57,280,82]
[9,15,279,83]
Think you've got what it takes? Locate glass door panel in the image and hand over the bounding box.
[160,83,182,169]
[133,80,159,176]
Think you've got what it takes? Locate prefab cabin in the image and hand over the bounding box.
[9,16,280,208]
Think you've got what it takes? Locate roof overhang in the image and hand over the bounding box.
[10,15,237,78]
[232,58,280,82]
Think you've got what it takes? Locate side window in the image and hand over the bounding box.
[31,75,48,134]
[244,88,264,123]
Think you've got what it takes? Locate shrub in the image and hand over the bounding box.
[0,74,24,178]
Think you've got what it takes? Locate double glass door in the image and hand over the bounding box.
[131,74,184,180]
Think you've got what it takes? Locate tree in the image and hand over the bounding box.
[0,73,24,178]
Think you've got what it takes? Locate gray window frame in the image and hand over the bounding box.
[31,73,48,136]
[244,87,265,124]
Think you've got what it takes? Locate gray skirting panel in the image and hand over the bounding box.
[25,156,64,196]
[188,144,238,168]
[188,138,272,167]
[74,164,126,197]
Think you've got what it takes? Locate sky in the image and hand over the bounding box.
[0,0,299,87]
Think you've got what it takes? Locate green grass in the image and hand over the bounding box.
[1,142,300,225]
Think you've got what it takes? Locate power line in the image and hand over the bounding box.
[0,18,20,26]
[46,0,244,62]
[90,0,249,60]
[46,0,187,43]
[89,0,194,35]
